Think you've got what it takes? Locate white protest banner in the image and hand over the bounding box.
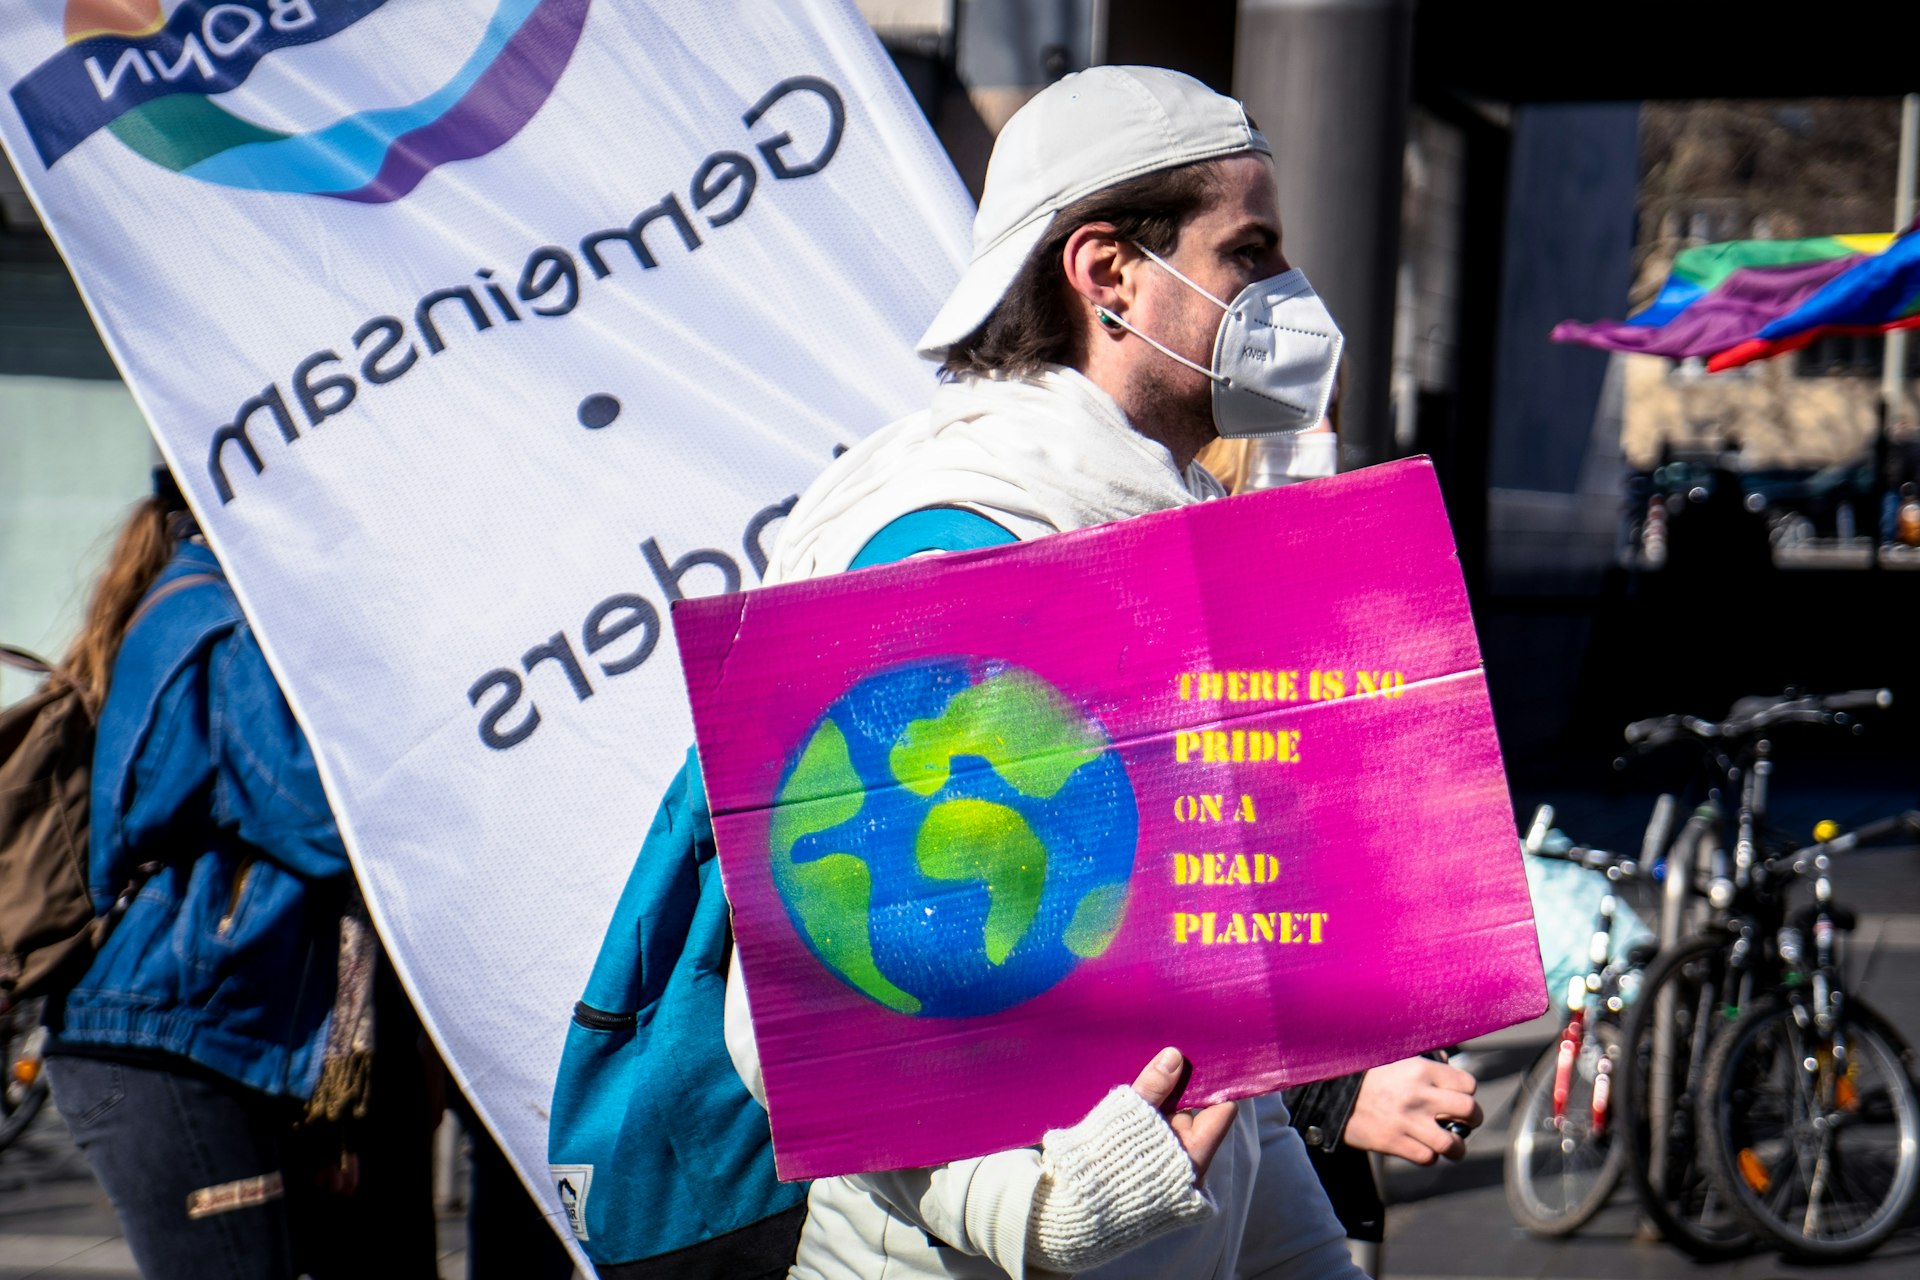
[0,0,971,1240]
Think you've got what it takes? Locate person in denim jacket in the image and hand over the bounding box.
[42,480,355,1279]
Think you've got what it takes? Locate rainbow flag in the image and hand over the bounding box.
[1552,234,1893,360]
[1708,223,1920,370]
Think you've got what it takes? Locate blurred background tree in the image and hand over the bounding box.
[1632,100,1902,308]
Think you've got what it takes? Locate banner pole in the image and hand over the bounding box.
[1881,95,1917,416]
[1873,95,1916,568]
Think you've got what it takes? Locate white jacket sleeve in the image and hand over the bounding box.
[723,941,767,1105]
[850,1152,1049,1276]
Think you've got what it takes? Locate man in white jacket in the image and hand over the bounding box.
[728,66,1383,1280]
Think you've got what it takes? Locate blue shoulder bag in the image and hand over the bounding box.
[547,751,805,1278]
[547,508,1014,1276]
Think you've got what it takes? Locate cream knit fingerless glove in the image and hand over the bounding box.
[1023,1086,1217,1274]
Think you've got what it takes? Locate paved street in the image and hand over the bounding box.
[5,842,1918,1280]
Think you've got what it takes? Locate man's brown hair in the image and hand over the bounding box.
[941,161,1221,379]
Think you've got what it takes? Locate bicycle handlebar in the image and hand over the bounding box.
[1621,689,1892,749]
[1777,810,1920,875]
[1622,715,1696,747]
[1824,809,1920,852]
[1821,688,1894,714]
[1521,804,1643,878]
[1532,843,1643,879]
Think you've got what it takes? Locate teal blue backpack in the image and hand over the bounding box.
[547,508,1015,1276]
[547,751,805,1278]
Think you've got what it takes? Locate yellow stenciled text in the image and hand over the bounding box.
[1354,670,1406,696]
[1173,852,1282,885]
[1172,911,1327,944]
[1174,729,1300,764]
[1171,794,1258,823]
[1178,669,1404,702]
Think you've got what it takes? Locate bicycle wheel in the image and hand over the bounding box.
[1504,1018,1627,1235]
[1617,934,1752,1259]
[0,999,49,1153]
[1700,994,1920,1261]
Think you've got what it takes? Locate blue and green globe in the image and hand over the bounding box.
[770,658,1138,1018]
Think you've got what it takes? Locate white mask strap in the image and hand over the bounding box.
[1134,244,1234,314]
[1092,242,1241,382]
[1093,304,1225,385]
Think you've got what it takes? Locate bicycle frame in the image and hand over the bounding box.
[1526,806,1644,1142]
[1750,849,1855,1211]
[1553,893,1623,1136]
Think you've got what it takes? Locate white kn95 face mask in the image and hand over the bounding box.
[1096,244,1344,439]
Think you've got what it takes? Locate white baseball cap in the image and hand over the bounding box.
[916,65,1269,360]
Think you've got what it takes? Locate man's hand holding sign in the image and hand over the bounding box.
[1134,1046,1241,1186]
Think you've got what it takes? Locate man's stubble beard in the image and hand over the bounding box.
[1123,278,1224,464]
[1126,344,1217,464]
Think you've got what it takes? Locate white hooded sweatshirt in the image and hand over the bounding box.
[727,366,1358,1280]
[762,365,1224,585]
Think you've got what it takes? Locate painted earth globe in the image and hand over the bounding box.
[769,657,1138,1018]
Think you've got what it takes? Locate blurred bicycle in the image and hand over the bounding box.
[0,996,49,1154]
[1503,807,1657,1236]
[1697,814,1920,1261]
[1613,689,1918,1260]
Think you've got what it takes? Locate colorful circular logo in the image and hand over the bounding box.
[770,658,1138,1018]
[55,1,587,202]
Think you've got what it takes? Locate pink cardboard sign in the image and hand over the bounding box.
[674,457,1546,1180]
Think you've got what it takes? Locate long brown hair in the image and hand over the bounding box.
[60,493,182,715]
[942,161,1221,379]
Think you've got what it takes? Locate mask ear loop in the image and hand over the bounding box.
[1092,243,1240,385]
[1093,305,1223,384]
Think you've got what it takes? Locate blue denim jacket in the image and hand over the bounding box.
[50,541,350,1098]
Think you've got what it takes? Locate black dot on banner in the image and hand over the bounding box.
[578,394,621,430]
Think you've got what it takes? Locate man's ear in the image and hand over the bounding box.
[1061,222,1140,324]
